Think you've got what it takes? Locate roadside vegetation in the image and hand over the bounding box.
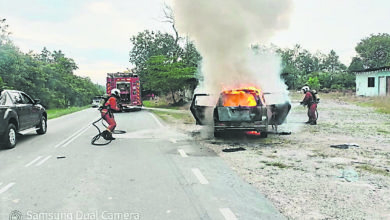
[149,109,195,124]
[353,97,390,114]
[320,92,390,114]
[143,100,181,110]
[356,164,390,177]
[47,106,90,119]
[277,33,390,91]
[0,18,104,109]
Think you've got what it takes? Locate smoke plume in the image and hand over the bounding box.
[172,0,293,101]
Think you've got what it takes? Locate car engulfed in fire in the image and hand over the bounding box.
[190,87,291,138]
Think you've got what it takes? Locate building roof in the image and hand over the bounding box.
[354,66,390,74]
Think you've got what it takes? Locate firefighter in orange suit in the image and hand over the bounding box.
[100,89,121,140]
[300,86,318,125]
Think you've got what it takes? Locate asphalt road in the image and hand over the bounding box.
[0,108,284,220]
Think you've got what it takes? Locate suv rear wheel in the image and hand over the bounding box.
[2,123,17,149]
[36,115,47,135]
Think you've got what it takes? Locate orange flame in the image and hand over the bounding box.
[221,86,265,107]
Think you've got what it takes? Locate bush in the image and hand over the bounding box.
[307,76,320,90]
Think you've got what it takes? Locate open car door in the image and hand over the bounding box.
[263,92,291,126]
[190,94,215,125]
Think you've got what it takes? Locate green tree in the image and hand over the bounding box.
[0,76,4,88]
[355,33,390,68]
[348,57,364,72]
[143,55,197,103]
[277,44,323,89]
[129,30,202,97]
[277,45,350,90]
[129,30,180,73]
[307,76,320,91]
[0,40,101,108]
[321,50,347,73]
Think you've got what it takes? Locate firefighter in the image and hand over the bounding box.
[300,86,318,125]
[100,89,121,140]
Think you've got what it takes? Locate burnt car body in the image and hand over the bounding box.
[0,90,47,149]
[190,88,291,138]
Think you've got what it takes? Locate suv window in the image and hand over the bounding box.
[9,92,23,104]
[3,92,13,106]
[21,93,34,104]
[0,92,6,105]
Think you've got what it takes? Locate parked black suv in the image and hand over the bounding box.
[0,90,47,149]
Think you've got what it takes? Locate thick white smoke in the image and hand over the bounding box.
[172,0,293,103]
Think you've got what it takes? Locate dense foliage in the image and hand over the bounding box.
[143,55,197,103]
[354,33,390,69]
[0,19,103,108]
[277,33,390,91]
[275,45,355,91]
[129,30,201,103]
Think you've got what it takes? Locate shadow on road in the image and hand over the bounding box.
[0,133,40,151]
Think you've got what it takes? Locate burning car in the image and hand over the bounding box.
[190,87,291,138]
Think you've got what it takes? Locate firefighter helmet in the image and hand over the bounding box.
[302,86,310,93]
[111,88,120,98]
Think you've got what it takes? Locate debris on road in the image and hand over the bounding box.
[222,147,246,153]
[57,156,66,159]
[268,131,292,135]
[278,131,292,135]
[330,143,359,149]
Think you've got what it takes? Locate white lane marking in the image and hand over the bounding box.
[36,155,52,166]
[54,119,97,148]
[0,182,15,194]
[61,125,91,148]
[25,156,43,167]
[54,126,87,148]
[178,149,188,158]
[149,113,164,128]
[191,168,209,184]
[219,208,238,220]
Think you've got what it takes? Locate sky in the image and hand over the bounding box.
[1,0,390,85]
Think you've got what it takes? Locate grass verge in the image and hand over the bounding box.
[356,164,390,177]
[47,106,90,119]
[143,100,181,110]
[149,109,195,124]
[319,92,390,114]
[354,97,390,114]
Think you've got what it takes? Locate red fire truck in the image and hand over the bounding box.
[106,72,142,111]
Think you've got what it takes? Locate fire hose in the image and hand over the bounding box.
[91,112,126,146]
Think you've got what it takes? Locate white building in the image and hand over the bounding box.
[355,66,390,96]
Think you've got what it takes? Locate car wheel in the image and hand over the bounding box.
[36,115,47,135]
[2,124,17,149]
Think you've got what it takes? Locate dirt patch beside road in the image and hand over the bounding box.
[170,95,390,219]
